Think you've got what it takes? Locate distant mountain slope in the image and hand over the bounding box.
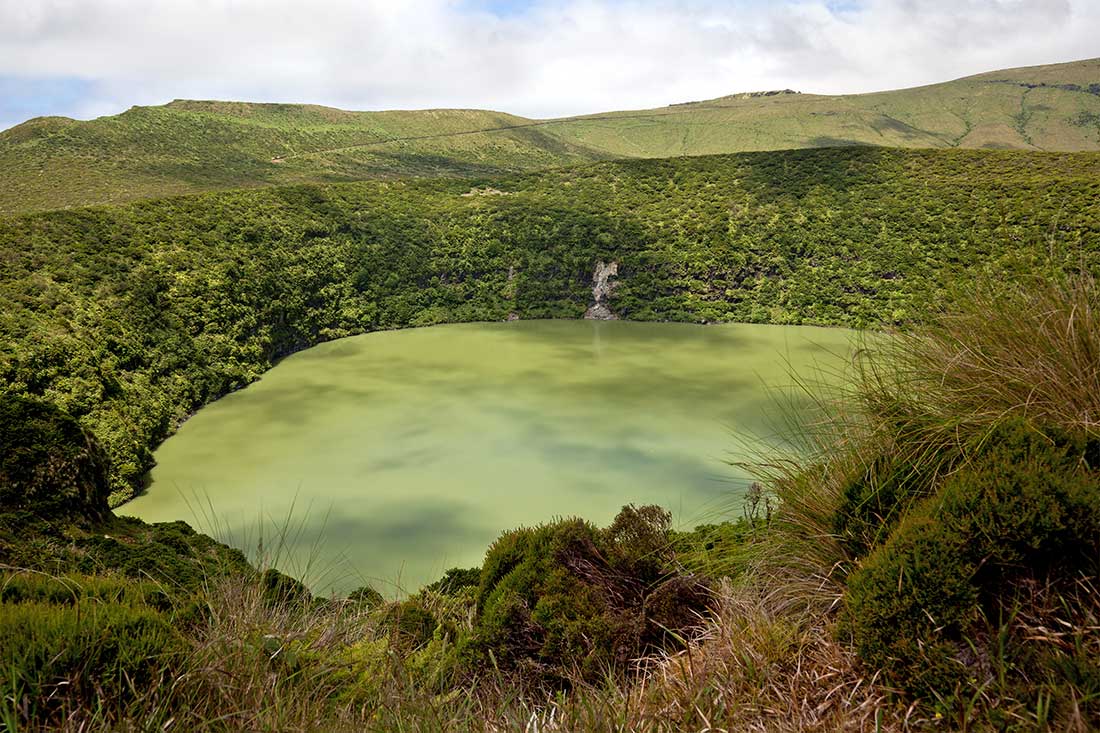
[0,103,608,214]
[1,57,1097,215]
[547,58,1100,156]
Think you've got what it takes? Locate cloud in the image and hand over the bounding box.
[0,0,1097,129]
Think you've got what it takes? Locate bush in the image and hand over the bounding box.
[261,568,312,608]
[0,394,111,523]
[466,506,711,688]
[74,517,253,591]
[843,420,1100,712]
[425,567,481,595]
[392,603,438,648]
[833,452,933,560]
[0,571,170,610]
[0,588,183,727]
[347,584,384,608]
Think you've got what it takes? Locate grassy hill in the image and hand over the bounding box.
[0,103,608,215]
[2,146,1097,502]
[551,57,1100,157]
[2,57,1098,215]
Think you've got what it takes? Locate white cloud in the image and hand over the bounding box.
[0,0,1097,125]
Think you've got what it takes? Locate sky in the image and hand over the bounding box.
[1,0,1098,131]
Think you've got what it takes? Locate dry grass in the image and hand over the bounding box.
[862,271,1100,441]
[494,578,919,733]
[175,576,372,731]
[626,580,900,732]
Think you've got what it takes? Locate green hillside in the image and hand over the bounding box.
[0,103,608,215]
[552,57,1100,157]
[2,147,1097,502]
[2,58,1098,215]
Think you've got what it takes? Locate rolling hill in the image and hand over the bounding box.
[549,57,1100,157]
[1,57,1098,214]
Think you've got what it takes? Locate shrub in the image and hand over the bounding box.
[347,584,385,608]
[395,603,438,647]
[260,567,312,608]
[74,517,253,591]
[833,452,933,560]
[425,567,481,595]
[602,504,673,576]
[466,506,711,688]
[0,571,169,609]
[843,420,1100,711]
[0,394,111,523]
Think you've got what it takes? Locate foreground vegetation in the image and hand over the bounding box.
[2,57,1097,214]
[2,268,1097,731]
[2,147,1098,502]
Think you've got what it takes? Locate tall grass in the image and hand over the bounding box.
[753,270,1100,589]
[854,270,1100,471]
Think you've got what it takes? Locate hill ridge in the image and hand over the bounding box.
[2,57,1098,215]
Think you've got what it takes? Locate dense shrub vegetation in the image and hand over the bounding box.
[844,421,1100,705]
[464,505,711,688]
[2,141,1100,729]
[0,394,111,522]
[6,267,1098,730]
[2,147,1098,501]
[759,272,1100,729]
[0,574,187,727]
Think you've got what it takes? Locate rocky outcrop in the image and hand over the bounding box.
[584,261,619,320]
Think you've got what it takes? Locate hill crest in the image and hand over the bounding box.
[2,56,1098,214]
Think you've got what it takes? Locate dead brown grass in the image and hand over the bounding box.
[626,580,900,733]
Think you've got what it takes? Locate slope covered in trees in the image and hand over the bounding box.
[1,146,1098,502]
[1,57,1098,214]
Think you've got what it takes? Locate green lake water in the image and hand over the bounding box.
[124,320,857,596]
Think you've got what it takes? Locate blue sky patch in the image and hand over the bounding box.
[461,0,537,17]
[0,76,94,130]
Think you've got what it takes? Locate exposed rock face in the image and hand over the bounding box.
[584,261,619,320]
[585,303,616,320]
